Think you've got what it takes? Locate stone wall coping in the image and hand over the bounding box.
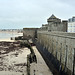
[38,31,75,39]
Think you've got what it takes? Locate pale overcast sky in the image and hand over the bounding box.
[0,0,75,29]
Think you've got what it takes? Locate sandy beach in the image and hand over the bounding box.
[0,39,14,42]
[0,41,30,75]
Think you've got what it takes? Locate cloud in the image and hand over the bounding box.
[0,0,75,29]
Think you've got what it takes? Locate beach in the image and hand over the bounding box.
[0,41,30,75]
[0,31,30,75]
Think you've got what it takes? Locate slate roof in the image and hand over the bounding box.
[49,14,56,19]
[47,14,61,23]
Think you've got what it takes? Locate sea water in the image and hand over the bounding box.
[0,32,23,39]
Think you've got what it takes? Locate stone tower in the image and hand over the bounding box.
[47,14,67,32]
[41,14,67,32]
[47,14,61,25]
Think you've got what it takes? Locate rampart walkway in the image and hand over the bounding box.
[30,46,53,75]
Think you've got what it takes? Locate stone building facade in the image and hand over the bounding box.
[23,28,38,39]
[41,14,68,32]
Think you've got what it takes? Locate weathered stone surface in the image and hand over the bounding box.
[37,31,75,75]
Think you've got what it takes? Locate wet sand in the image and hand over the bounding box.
[0,42,30,75]
[0,39,14,42]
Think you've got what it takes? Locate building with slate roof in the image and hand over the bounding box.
[47,14,61,23]
[41,14,68,32]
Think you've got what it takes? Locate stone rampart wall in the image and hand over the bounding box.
[23,28,38,39]
[37,31,75,75]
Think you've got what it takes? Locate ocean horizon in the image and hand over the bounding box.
[0,31,23,39]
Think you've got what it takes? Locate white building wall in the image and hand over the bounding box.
[72,22,75,32]
[68,23,72,32]
[68,22,75,32]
